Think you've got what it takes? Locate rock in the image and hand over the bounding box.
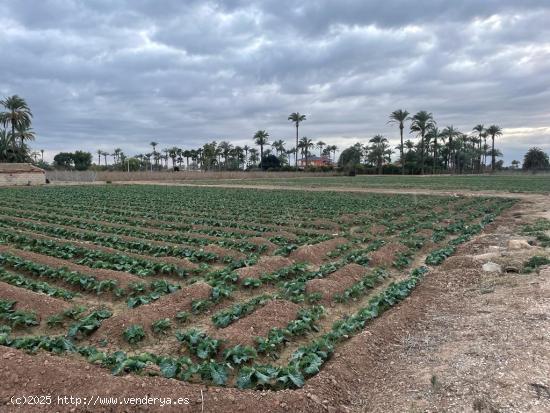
[482,262,502,273]
[507,239,532,250]
[504,264,520,273]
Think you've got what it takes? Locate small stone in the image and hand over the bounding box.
[504,264,520,273]
[482,262,502,273]
[507,239,532,250]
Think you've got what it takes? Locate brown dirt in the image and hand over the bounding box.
[192,224,260,237]
[214,300,301,347]
[236,256,293,281]
[305,263,367,302]
[368,242,408,267]
[0,245,142,288]
[91,282,212,348]
[247,237,277,254]
[0,281,71,320]
[369,224,387,235]
[0,189,549,413]
[262,230,298,241]
[289,237,348,265]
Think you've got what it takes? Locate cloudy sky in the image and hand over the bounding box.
[1,0,549,164]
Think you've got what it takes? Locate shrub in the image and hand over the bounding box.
[123,325,146,344]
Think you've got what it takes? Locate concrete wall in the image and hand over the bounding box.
[0,172,45,186]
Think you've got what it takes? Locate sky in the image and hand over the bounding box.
[1,0,549,164]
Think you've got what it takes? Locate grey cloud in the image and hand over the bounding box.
[0,0,549,164]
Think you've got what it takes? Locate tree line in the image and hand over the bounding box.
[2,95,548,173]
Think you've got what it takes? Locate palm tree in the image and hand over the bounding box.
[440,126,461,173]
[286,148,294,165]
[14,124,35,147]
[426,127,440,174]
[486,125,503,171]
[249,148,259,166]
[40,149,44,162]
[367,135,393,174]
[388,109,410,175]
[329,145,338,163]
[299,136,314,167]
[410,111,436,174]
[0,95,33,153]
[243,145,250,166]
[288,112,307,170]
[253,130,269,161]
[97,149,102,166]
[316,140,326,157]
[271,139,285,156]
[472,124,485,172]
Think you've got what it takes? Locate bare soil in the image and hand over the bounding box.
[290,237,349,265]
[0,281,72,320]
[0,189,548,412]
[305,263,366,302]
[236,256,293,281]
[91,282,212,348]
[214,300,301,347]
[368,242,408,267]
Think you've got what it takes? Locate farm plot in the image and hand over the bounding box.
[0,185,515,390]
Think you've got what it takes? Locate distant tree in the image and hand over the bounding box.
[388,109,410,174]
[440,125,461,172]
[72,151,93,171]
[298,136,314,167]
[426,127,441,174]
[486,125,503,171]
[253,130,269,161]
[248,148,259,166]
[0,95,33,154]
[510,160,520,169]
[259,154,281,170]
[367,135,393,174]
[288,112,306,170]
[316,140,326,157]
[53,152,74,169]
[523,147,549,171]
[338,144,362,168]
[410,111,436,174]
[472,124,485,172]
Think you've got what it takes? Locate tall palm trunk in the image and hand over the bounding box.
[433,138,437,175]
[400,125,404,175]
[295,125,299,170]
[491,134,495,171]
[420,132,425,175]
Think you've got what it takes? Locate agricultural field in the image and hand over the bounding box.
[181,174,550,194]
[0,184,517,394]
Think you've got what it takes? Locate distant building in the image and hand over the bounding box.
[297,156,332,168]
[0,163,46,186]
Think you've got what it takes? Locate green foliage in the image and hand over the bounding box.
[151,318,171,335]
[223,345,257,365]
[0,299,38,328]
[67,309,112,340]
[523,255,550,273]
[123,325,146,344]
[212,295,271,328]
[176,329,221,360]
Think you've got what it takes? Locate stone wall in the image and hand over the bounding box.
[0,172,45,186]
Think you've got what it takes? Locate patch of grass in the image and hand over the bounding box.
[523,255,550,273]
